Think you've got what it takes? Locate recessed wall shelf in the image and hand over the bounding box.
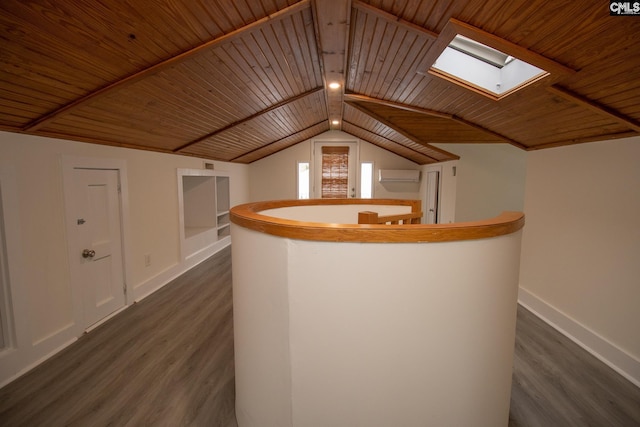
[177,168,231,260]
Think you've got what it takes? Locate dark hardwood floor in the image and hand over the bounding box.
[0,245,638,426]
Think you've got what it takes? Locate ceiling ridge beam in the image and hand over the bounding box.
[312,0,351,129]
[342,120,444,163]
[345,100,458,159]
[230,120,329,162]
[548,85,640,132]
[22,0,311,132]
[352,1,438,40]
[174,87,324,153]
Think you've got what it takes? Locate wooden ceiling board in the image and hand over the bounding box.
[0,0,291,124]
[343,103,458,162]
[231,122,329,163]
[347,4,436,101]
[179,90,327,160]
[0,0,638,163]
[353,100,505,144]
[343,122,438,165]
[26,4,322,152]
[350,0,639,149]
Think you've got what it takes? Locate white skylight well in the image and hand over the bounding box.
[431,35,549,99]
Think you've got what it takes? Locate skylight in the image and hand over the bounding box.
[431,35,548,99]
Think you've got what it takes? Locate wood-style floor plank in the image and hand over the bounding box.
[509,305,640,427]
[0,246,237,427]
[1,246,638,426]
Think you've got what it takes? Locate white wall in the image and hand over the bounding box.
[249,130,421,201]
[433,143,527,221]
[232,205,523,426]
[0,131,249,386]
[519,137,640,386]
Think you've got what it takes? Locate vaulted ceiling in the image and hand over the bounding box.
[1,0,639,164]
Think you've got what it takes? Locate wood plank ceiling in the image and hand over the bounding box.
[1,0,639,164]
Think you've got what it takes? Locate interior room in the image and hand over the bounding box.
[0,0,638,425]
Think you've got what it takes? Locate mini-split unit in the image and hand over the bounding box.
[378,169,421,183]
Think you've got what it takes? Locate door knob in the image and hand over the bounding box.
[82,249,96,259]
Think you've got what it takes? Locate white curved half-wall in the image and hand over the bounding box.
[231,200,523,427]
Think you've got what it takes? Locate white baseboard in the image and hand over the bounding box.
[518,287,640,389]
[133,237,230,302]
[0,336,78,389]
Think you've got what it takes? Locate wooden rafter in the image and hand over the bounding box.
[344,93,452,119]
[548,85,640,133]
[528,131,640,151]
[343,119,444,163]
[449,116,528,150]
[345,100,458,159]
[22,0,312,132]
[345,95,526,150]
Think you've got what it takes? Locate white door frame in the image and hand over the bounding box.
[61,156,132,335]
[423,164,443,224]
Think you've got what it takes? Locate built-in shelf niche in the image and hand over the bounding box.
[177,169,230,260]
[216,176,230,238]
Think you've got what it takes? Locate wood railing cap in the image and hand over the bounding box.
[230,199,524,243]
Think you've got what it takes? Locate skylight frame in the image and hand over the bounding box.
[424,19,575,101]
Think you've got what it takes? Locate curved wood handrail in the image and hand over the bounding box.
[230,199,524,243]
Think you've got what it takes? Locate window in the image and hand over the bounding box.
[321,146,349,198]
[360,162,373,199]
[297,162,310,199]
[431,34,548,99]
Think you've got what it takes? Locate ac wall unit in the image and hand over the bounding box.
[378,169,421,183]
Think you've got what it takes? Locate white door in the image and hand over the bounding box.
[425,170,440,224]
[313,141,358,198]
[72,169,125,328]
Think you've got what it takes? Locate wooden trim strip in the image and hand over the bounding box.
[22,0,311,132]
[344,93,452,119]
[231,199,524,243]
[526,130,639,151]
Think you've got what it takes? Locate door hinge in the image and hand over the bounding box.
[117,184,122,194]
[123,285,127,295]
